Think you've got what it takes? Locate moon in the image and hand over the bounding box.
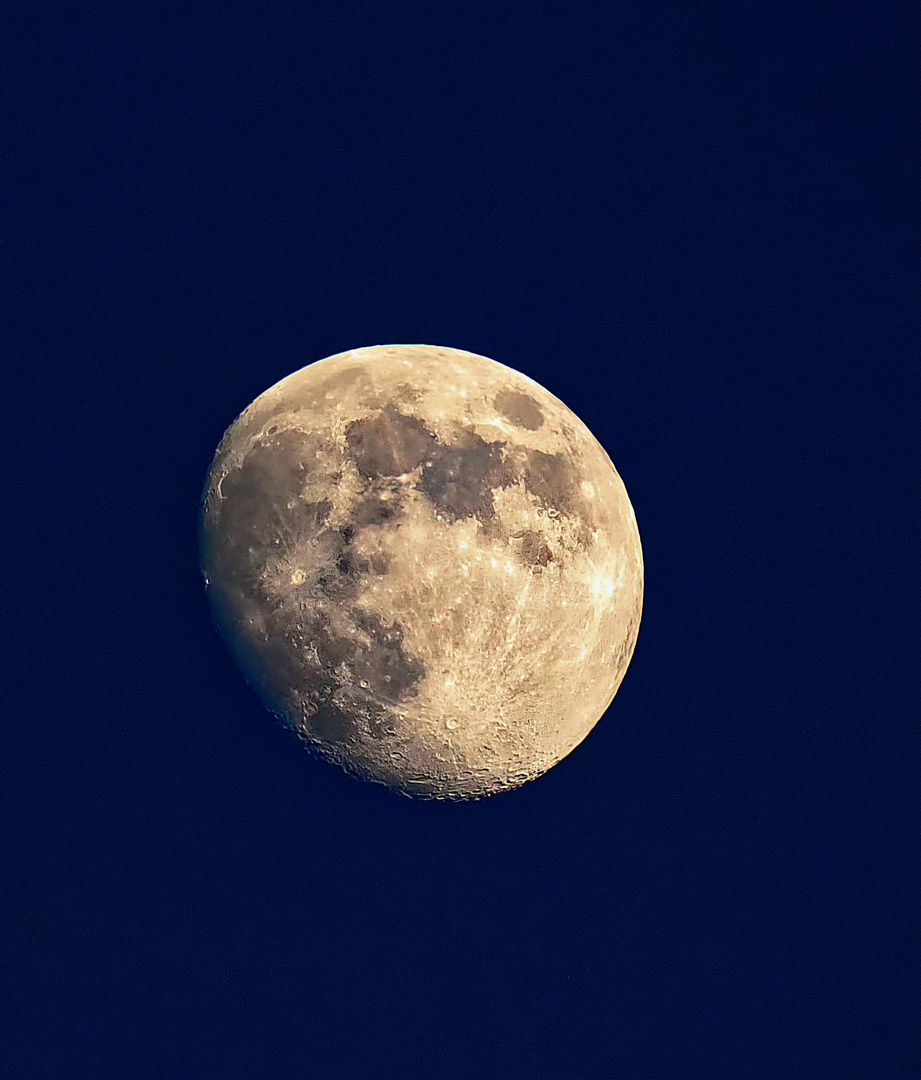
[199,344,643,799]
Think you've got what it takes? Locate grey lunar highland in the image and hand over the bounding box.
[199,344,643,798]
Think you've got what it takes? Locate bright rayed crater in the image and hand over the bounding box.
[199,344,643,799]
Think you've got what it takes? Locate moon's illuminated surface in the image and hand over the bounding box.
[199,344,642,799]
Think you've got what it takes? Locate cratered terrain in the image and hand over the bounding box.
[199,344,643,799]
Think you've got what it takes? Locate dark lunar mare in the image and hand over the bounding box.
[514,529,554,568]
[346,406,436,479]
[516,446,582,518]
[493,389,544,430]
[418,430,510,522]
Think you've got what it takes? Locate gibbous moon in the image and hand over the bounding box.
[199,345,643,799]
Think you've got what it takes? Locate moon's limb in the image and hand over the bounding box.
[199,344,643,799]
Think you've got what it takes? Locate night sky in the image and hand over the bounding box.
[4,4,915,1078]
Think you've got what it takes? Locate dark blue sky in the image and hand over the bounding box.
[4,4,915,1077]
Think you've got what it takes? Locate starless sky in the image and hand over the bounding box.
[3,4,915,1078]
